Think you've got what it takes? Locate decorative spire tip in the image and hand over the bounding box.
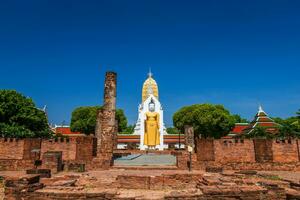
[258,104,264,113]
[148,67,153,78]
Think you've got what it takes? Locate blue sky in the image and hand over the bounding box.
[0,0,299,126]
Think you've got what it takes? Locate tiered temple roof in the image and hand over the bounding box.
[242,106,281,134]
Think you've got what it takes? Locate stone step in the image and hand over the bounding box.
[112,165,178,170]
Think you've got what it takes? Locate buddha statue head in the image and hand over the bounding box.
[149,99,155,112]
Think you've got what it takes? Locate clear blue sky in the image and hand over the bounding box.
[1,0,300,126]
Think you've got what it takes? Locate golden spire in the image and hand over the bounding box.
[142,69,159,102]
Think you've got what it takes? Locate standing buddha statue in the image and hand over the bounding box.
[144,100,160,149]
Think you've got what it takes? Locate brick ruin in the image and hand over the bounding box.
[1,137,300,172]
[93,71,117,169]
[2,169,300,199]
[1,71,300,199]
[195,138,300,171]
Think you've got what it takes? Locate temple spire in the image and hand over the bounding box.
[258,104,264,113]
[148,67,153,78]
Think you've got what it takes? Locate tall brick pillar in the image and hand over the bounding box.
[94,72,117,169]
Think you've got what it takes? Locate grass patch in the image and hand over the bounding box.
[264,175,281,181]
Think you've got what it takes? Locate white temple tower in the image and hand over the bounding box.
[133,71,166,150]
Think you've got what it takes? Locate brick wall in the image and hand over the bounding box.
[23,139,41,160]
[41,138,77,161]
[214,139,256,163]
[40,136,95,162]
[0,138,25,159]
[272,139,299,163]
[75,137,96,161]
[298,140,300,161]
[0,138,39,160]
[253,139,273,162]
[196,139,215,161]
[196,139,300,166]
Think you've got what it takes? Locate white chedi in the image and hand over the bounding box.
[133,72,167,150]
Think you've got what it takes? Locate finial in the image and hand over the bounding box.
[148,67,152,78]
[42,105,47,112]
[258,104,264,113]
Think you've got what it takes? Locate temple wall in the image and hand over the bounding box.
[41,138,77,161]
[195,139,300,168]
[0,138,41,171]
[40,136,95,162]
[1,137,300,171]
[0,138,39,160]
[272,139,299,163]
[23,138,41,160]
[0,136,96,171]
[75,136,97,161]
[298,140,300,161]
[253,139,273,162]
[0,138,25,159]
[213,139,256,163]
[196,139,215,161]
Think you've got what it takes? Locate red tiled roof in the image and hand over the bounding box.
[256,122,279,127]
[231,123,249,134]
[55,127,81,135]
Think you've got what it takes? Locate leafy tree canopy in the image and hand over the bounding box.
[70,106,128,135]
[232,114,249,123]
[0,90,51,138]
[272,116,300,133]
[116,109,128,133]
[244,126,300,139]
[119,125,135,135]
[244,127,275,139]
[173,104,236,139]
[166,127,180,135]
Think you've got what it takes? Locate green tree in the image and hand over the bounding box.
[173,104,236,139]
[0,90,51,138]
[70,106,128,135]
[116,109,128,132]
[272,116,300,133]
[166,127,180,135]
[70,106,100,135]
[271,117,286,125]
[290,113,300,132]
[232,114,249,123]
[276,125,300,139]
[119,125,135,134]
[245,127,274,139]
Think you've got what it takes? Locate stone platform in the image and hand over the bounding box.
[114,154,177,166]
[2,169,300,199]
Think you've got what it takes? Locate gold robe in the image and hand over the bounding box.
[144,112,160,146]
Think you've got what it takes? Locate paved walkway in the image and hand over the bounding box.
[114,154,177,166]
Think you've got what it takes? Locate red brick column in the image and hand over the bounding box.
[94,72,117,169]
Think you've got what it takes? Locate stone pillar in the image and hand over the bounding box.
[114,120,119,150]
[184,125,195,152]
[94,72,117,169]
[184,126,195,171]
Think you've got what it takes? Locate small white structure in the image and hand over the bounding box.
[133,71,167,150]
